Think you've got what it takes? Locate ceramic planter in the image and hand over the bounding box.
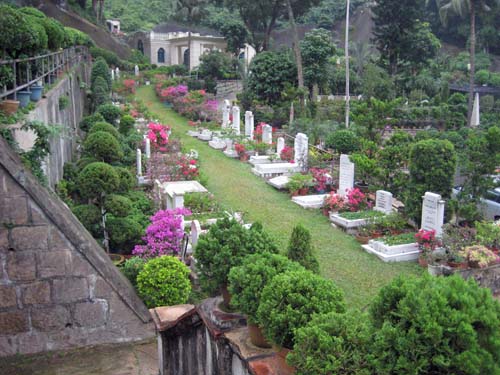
[0,99,20,115]
[17,91,32,108]
[30,85,43,102]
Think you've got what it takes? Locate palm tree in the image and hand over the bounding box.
[430,0,500,126]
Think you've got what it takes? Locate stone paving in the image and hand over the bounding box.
[0,339,158,375]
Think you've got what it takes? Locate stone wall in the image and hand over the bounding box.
[216,80,243,102]
[460,264,500,296]
[0,137,154,357]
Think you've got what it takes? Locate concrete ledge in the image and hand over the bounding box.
[362,242,420,262]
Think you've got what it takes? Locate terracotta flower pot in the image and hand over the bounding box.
[298,187,309,195]
[355,234,370,244]
[448,261,468,270]
[272,344,292,360]
[248,322,271,348]
[0,99,20,115]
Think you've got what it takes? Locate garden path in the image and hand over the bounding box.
[136,86,422,308]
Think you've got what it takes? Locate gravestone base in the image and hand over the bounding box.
[267,175,290,189]
[292,194,328,209]
[362,241,420,262]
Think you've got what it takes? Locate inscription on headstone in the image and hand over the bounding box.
[338,154,354,197]
[421,192,445,237]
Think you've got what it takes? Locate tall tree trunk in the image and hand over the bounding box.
[467,0,475,127]
[98,0,104,22]
[286,0,304,91]
[92,0,97,16]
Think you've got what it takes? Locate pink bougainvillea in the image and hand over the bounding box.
[132,208,191,259]
[415,229,439,251]
[310,168,330,192]
[324,192,346,212]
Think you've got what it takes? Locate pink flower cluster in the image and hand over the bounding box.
[310,168,329,192]
[324,192,346,212]
[132,208,191,259]
[123,79,136,94]
[147,122,170,152]
[415,229,439,251]
[159,85,188,101]
[176,155,199,180]
[346,188,370,212]
[280,146,294,162]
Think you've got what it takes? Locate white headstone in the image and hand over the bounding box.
[294,133,309,168]
[191,220,202,248]
[222,107,230,128]
[232,106,241,135]
[136,149,142,176]
[115,67,120,78]
[245,111,254,139]
[134,65,139,76]
[262,124,273,144]
[375,190,393,214]
[111,69,115,81]
[145,138,151,159]
[338,154,354,197]
[471,92,480,127]
[277,137,285,156]
[421,192,445,237]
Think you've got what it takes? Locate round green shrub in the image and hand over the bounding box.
[228,253,303,324]
[97,103,122,125]
[83,131,123,163]
[137,256,191,308]
[257,270,346,349]
[91,76,110,109]
[287,224,319,273]
[475,69,490,85]
[106,216,143,254]
[195,218,278,294]
[0,5,39,58]
[104,194,133,217]
[25,15,48,53]
[125,190,154,217]
[325,130,360,154]
[80,113,105,133]
[78,162,120,199]
[369,275,500,374]
[121,256,146,287]
[119,114,135,135]
[40,18,66,50]
[288,311,372,375]
[89,121,120,139]
[114,167,135,192]
[91,57,111,91]
[72,204,102,237]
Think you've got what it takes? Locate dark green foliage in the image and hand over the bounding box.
[90,46,124,69]
[40,17,66,50]
[288,311,372,375]
[228,253,303,324]
[121,257,146,287]
[325,130,360,154]
[72,204,102,237]
[80,113,105,133]
[25,15,48,53]
[78,162,120,199]
[198,51,237,83]
[83,131,123,163]
[58,96,70,110]
[257,270,346,349]
[106,216,143,253]
[91,57,112,91]
[114,167,135,192]
[300,28,335,89]
[195,218,278,294]
[89,121,120,139]
[124,190,154,217]
[369,275,500,374]
[137,256,191,308]
[0,5,39,58]
[247,51,297,104]
[119,114,135,135]
[287,224,319,273]
[404,139,457,220]
[105,194,133,217]
[97,104,122,125]
[91,76,110,109]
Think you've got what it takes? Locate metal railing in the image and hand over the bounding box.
[0,46,90,101]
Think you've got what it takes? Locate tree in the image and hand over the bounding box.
[287,224,319,273]
[216,17,248,55]
[429,0,500,126]
[351,98,400,143]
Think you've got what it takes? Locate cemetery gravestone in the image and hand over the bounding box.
[338,154,354,197]
[145,137,151,158]
[136,149,142,176]
[191,220,202,248]
[277,137,285,156]
[294,133,309,169]
[222,107,230,128]
[245,111,254,139]
[375,190,393,214]
[421,192,445,237]
[232,106,241,135]
[262,124,273,144]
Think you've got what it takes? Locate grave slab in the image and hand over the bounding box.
[292,194,328,209]
[267,175,290,189]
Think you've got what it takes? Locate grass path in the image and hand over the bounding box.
[137,86,422,308]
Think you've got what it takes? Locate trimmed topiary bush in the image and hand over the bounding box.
[78,162,120,199]
[91,57,112,91]
[287,224,319,273]
[136,255,191,308]
[125,190,154,217]
[89,121,120,139]
[80,113,105,133]
[119,114,135,135]
[325,130,360,154]
[72,204,102,237]
[106,215,144,253]
[195,219,278,294]
[288,311,372,375]
[257,270,346,349]
[91,76,110,109]
[369,274,500,374]
[83,131,123,163]
[121,256,146,287]
[97,103,122,125]
[114,166,135,192]
[228,253,303,324]
[104,194,133,217]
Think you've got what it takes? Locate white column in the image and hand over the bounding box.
[277,137,285,156]
[232,106,241,135]
[145,138,151,159]
[136,149,142,176]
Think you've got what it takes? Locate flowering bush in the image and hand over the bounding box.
[459,245,498,268]
[146,152,198,183]
[234,143,246,157]
[123,79,136,94]
[280,146,294,162]
[147,122,170,152]
[132,208,191,258]
[346,188,369,211]
[158,84,188,102]
[324,192,346,212]
[415,229,439,253]
[310,168,329,192]
[254,123,265,143]
[176,155,199,180]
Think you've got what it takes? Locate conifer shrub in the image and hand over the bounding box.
[119,114,135,135]
[91,76,110,109]
[80,113,105,132]
[72,204,102,237]
[83,131,123,163]
[89,121,120,139]
[325,129,360,154]
[91,57,112,91]
[287,224,319,273]
[106,216,144,253]
[121,256,146,287]
[104,194,133,217]
[114,166,135,192]
[97,103,122,125]
[78,162,120,199]
[137,256,191,308]
[257,269,346,349]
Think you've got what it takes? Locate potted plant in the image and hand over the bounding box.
[17,90,32,108]
[459,245,498,269]
[350,153,378,192]
[0,99,19,115]
[195,219,278,308]
[30,84,43,102]
[355,225,372,244]
[415,229,439,267]
[234,143,247,161]
[257,269,345,351]
[310,167,329,193]
[442,223,476,269]
[228,253,303,348]
[286,173,313,196]
[476,221,500,252]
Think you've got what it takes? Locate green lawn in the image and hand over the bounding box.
[136,86,422,309]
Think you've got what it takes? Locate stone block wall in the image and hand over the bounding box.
[216,80,243,102]
[0,138,154,357]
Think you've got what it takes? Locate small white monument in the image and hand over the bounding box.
[471,92,480,127]
[338,154,354,197]
[262,124,273,144]
[277,137,285,156]
[222,107,230,128]
[245,111,254,140]
[111,69,115,81]
[136,149,142,176]
[115,67,120,79]
[145,137,151,159]
[134,65,140,77]
[375,190,393,214]
[191,220,202,248]
[232,106,241,135]
[223,138,238,158]
[421,192,445,237]
[294,133,308,169]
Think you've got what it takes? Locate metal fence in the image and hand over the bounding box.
[0,46,90,101]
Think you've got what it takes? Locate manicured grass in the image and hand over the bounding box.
[136,86,422,309]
